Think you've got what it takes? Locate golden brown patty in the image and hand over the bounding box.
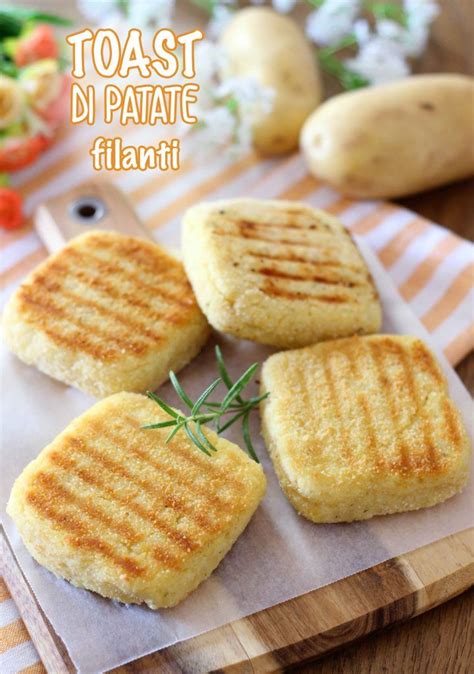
[2,231,210,397]
[7,392,266,608]
[182,198,381,348]
[260,335,470,522]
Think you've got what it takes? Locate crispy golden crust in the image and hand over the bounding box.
[7,392,266,608]
[2,231,210,397]
[182,199,381,348]
[260,335,470,522]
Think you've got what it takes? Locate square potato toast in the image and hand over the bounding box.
[182,199,381,348]
[2,231,210,397]
[7,392,266,608]
[260,335,470,523]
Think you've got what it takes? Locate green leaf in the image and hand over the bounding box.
[0,7,72,27]
[215,346,234,390]
[196,421,218,452]
[146,391,179,418]
[242,412,259,463]
[184,423,212,456]
[366,1,408,26]
[192,377,221,415]
[187,0,218,15]
[318,47,369,91]
[169,371,194,410]
[217,408,248,433]
[221,363,259,411]
[166,421,185,443]
[141,420,176,430]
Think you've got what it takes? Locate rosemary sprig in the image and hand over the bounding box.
[142,346,268,462]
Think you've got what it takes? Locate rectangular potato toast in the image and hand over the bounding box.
[182,199,381,348]
[7,392,266,608]
[260,335,470,522]
[2,231,210,397]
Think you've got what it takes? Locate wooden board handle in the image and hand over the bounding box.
[34,180,152,253]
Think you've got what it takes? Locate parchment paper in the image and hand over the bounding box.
[1,239,472,674]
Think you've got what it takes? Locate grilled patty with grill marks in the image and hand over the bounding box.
[7,392,266,608]
[2,231,210,397]
[182,198,381,348]
[260,335,470,523]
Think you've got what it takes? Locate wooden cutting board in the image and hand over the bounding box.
[1,528,473,673]
[1,182,472,673]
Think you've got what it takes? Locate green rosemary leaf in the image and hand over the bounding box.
[196,421,218,453]
[184,422,212,456]
[221,362,259,411]
[143,348,264,462]
[169,371,194,409]
[217,408,248,433]
[192,377,221,415]
[146,391,179,418]
[215,346,234,389]
[141,420,176,430]
[166,421,185,443]
[247,392,270,406]
[242,412,259,463]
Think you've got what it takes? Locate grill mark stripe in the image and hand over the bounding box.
[262,285,351,303]
[47,258,189,328]
[34,273,164,344]
[35,471,143,543]
[394,342,439,469]
[65,434,223,535]
[368,342,411,472]
[246,250,365,274]
[238,219,324,233]
[61,247,195,311]
[217,229,317,247]
[442,399,462,449]
[69,441,210,545]
[121,415,244,488]
[99,419,240,510]
[18,288,147,356]
[257,267,360,288]
[343,347,383,470]
[26,491,145,576]
[47,450,193,564]
[320,353,352,461]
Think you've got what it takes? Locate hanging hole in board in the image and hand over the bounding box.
[70,197,107,224]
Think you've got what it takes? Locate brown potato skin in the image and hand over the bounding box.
[300,74,474,199]
[220,7,322,156]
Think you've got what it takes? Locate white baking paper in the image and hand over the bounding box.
[1,239,472,674]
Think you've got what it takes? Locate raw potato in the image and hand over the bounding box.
[220,7,322,155]
[300,74,474,199]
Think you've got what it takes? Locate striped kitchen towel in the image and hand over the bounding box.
[3,128,473,365]
[0,579,44,674]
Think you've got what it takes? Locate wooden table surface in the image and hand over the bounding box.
[11,1,474,672]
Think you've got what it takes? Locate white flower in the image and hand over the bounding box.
[272,0,298,13]
[187,38,274,160]
[208,5,235,39]
[127,0,175,31]
[187,106,237,161]
[353,18,371,45]
[404,0,440,57]
[77,0,123,25]
[345,37,410,85]
[306,0,361,46]
[215,76,274,125]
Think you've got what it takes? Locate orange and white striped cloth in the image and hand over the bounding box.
[0,579,44,674]
[0,125,473,673]
[3,128,473,364]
